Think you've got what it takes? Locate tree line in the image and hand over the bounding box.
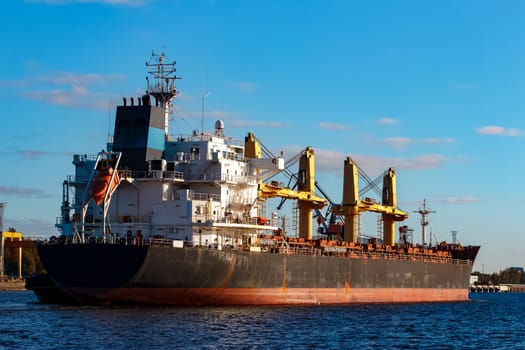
[2,246,45,277]
[472,268,525,285]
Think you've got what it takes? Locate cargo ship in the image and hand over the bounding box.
[29,51,479,305]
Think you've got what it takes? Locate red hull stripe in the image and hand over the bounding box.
[68,287,469,306]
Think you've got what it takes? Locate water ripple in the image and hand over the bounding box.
[1,292,524,349]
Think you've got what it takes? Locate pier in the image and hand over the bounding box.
[0,277,25,291]
[470,284,525,293]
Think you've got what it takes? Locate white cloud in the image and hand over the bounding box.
[308,148,347,173]
[383,137,412,148]
[319,122,350,131]
[424,137,455,144]
[21,87,114,110]
[311,149,454,175]
[377,118,399,125]
[0,185,54,199]
[0,72,124,89]
[43,72,124,86]
[476,125,524,136]
[369,154,452,171]
[4,217,56,237]
[381,137,455,149]
[2,71,124,110]
[438,196,479,204]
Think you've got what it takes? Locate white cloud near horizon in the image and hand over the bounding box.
[21,87,114,110]
[1,72,125,110]
[0,72,125,87]
[45,72,124,86]
[0,185,54,199]
[319,122,350,130]
[476,125,524,136]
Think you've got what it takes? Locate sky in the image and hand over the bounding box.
[1,0,525,274]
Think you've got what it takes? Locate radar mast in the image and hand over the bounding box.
[145,50,180,139]
[414,199,435,247]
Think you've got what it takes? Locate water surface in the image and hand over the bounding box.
[0,291,523,349]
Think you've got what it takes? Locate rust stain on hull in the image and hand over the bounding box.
[218,253,236,288]
[281,255,287,290]
[69,287,469,306]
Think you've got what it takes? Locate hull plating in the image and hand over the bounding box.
[37,244,474,305]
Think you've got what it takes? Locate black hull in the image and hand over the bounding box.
[36,243,476,306]
[25,273,75,304]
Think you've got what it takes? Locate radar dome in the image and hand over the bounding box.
[215,120,224,130]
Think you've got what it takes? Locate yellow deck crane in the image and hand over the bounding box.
[244,133,327,240]
[331,157,408,246]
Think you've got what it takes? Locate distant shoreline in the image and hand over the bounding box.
[0,279,26,291]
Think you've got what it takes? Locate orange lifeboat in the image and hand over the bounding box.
[92,166,120,205]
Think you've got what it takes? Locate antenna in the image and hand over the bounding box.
[413,199,435,247]
[107,97,113,144]
[145,50,181,139]
[201,90,211,140]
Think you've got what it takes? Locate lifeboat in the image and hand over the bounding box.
[91,165,120,205]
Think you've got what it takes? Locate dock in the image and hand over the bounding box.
[470,284,525,293]
[0,278,25,291]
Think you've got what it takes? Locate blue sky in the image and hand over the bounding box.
[1,0,525,273]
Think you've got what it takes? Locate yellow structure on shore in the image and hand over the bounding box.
[0,231,23,278]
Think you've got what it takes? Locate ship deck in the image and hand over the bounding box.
[54,234,474,266]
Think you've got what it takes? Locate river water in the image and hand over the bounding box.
[0,291,523,349]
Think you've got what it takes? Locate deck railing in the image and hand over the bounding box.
[44,235,473,266]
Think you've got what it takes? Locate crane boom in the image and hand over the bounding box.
[245,133,327,240]
[258,183,326,209]
[332,157,408,245]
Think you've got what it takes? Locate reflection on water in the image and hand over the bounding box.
[1,291,525,349]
